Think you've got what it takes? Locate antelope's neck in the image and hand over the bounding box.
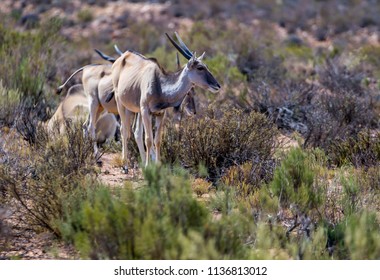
[160,68,192,105]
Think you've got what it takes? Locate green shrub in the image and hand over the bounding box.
[344,211,380,259]
[325,210,380,260]
[60,165,216,259]
[0,17,63,127]
[0,82,21,127]
[119,23,162,54]
[210,211,253,259]
[77,9,93,23]
[269,148,324,213]
[0,18,62,97]
[339,166,380,216]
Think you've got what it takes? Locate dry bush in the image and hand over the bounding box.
[0,121,95,235]
[319,59,365,95]
[328,130,380,168]
[161,108,278,181]
[191,178,211,197]
[245,57,379,163]
[0,207,10,254]
[221,159,276,198]
[236,46,286,84]
[304,59,379,150]
[247,81,312,134]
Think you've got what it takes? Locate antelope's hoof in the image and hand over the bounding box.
[96,160,103,167]
[121,165,129,174]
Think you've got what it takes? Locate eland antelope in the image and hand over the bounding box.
[97,48,197,144]
[56,63,116,157]
[57,46,197,165]
[48,84,118,145]
[110,32,220,171]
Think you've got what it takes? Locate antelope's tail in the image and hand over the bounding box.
[56,64,100,94]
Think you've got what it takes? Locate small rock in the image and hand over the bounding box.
[115,11,129,29]
[20,14,40,29]
[285,34,303,46]
[315,27,328,42]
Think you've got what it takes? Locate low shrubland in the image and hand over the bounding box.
[0,0,379,260]
[55,148,380,259]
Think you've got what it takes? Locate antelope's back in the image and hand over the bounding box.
[112,51,158,87]
[112,51,160,111]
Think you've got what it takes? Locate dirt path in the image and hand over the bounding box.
[97,153,143,186]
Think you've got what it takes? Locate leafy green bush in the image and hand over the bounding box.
[269,148,324,213]
[339,166,379,217]
[60,165,215,259]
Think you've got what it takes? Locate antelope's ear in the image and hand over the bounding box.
[197,52,205,61]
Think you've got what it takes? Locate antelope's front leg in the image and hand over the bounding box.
[134,113,146,165]
[153,111,166,163]
[141,107,153,167]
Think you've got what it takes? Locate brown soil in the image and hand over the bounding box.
[97,152,143,186]
[0,204,78,260]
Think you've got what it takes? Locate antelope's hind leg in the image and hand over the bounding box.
[134,113,147,165]
[87,98,103,159]
[117,100,133,173]
[141,107,153,167]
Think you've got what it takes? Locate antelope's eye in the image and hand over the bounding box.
[196,66,205,71]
